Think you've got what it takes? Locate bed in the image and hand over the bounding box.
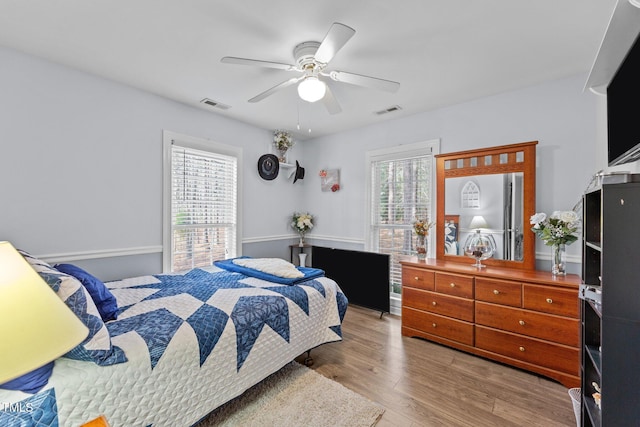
[0,253,348,427]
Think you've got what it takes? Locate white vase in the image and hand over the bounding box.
[298,253,307,268]
[277,148,288,163]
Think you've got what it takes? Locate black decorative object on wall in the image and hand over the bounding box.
[257,154,279,180]
[293,161,305,184]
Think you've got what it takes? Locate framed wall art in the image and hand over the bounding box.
[319,169,340,192]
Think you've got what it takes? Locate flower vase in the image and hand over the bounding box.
[277,148,288,163]
[551,243,566,276]
[416,235,427,260]
[299,235,304,247]
[298,253,307,268]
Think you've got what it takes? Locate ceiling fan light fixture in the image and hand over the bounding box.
[297,76,326,102]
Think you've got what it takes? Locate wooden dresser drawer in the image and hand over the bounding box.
[476,326,579,375]
[402,287,474,322]
[475,277,522,307]
[522,284,579,318]
[402,267,434,291]
[475,302,579,347]
[400,260,582,388]
[402,306,474,345]
[435,272,474,298]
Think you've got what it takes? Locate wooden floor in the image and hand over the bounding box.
[296,304,578,427]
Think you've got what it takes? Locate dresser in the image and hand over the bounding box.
[400,258,581,388]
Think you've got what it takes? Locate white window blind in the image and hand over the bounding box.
[169,143,237,272]
[370,155,433,296]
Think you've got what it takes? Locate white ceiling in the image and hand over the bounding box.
[0,0,617,140]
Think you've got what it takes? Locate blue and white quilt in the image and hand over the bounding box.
[0,265,348,427]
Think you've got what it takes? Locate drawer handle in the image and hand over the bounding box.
[546,298,553,304]
[493,289,500,295]
[519,346,525,352]
[519,320,526,326]
[450,283,456,288]
[432,301,437,306]
[432,323,437,328]
[414,276,420,281]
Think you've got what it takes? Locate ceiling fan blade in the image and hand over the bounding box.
[221,56,296,71]
[322,84,342,115]
[326,70,400,93]
[313,22,356,65]
[248,76,304,103]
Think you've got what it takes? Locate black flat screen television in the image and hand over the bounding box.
[607,33,640,166]
[311,246,390,314]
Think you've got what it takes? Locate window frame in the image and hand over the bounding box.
[162,130,243,272]
[364,139,439,313]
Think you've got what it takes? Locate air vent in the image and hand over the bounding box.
[374,105,402,115]
[200,98,231,110]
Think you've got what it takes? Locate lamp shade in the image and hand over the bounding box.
[0,241,89,384]
[468,215,489,230]
[297,76,326,102]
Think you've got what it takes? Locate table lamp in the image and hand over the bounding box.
[0,241,89,384]
[463,216,497,268]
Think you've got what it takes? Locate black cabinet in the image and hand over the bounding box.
[580,178,640,426]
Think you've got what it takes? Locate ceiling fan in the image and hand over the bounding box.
[221,22,400,114]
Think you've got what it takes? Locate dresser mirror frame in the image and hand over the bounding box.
[435,141,537,270]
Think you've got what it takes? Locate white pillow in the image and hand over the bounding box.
[232,258,304,278]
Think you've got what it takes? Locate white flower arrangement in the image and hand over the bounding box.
[530,210,580,246]
[291,212,313,235]
[273,130,294,151]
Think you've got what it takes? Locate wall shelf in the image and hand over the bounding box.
[279,161,297,179]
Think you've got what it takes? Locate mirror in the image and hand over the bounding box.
[445,173,524,260]
[436,141,537,270]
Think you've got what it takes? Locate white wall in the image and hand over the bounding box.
[302,74,601,270]
[0,46,304,278]
[1,45,614,275]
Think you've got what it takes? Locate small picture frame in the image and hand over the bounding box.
[320,169,340,192]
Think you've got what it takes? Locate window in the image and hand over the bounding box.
[461,181,480,208]
[365,140,439,312]
[163,131,242,272]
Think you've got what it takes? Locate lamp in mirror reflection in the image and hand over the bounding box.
[463,216,497,268]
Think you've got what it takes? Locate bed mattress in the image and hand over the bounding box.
[0,265,347,427]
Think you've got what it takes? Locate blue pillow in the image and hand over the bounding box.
[0,362,54,394]
[19,253,126,367]
[54,263,119,322]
